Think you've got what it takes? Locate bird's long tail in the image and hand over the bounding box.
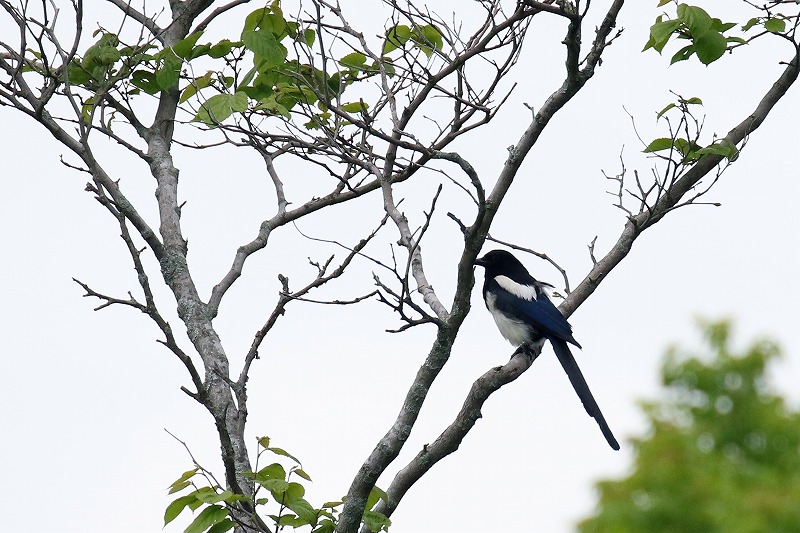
[550,338,620,450]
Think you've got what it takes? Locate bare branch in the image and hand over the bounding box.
[236,214,388,396]
[207,177,385,316]
[562,48,800,319]
[361,343,544,528]
[194,0,251,33]
[485,234,571,294]
[106,0,163,38]
[73,277,146,311]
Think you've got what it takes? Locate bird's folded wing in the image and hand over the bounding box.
[493,287,579,347]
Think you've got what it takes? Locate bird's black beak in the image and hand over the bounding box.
[474,256,488,267]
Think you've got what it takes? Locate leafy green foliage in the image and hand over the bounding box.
[644,134,738,162]
[361,486,392,532]
[643,96,738,163]
[338,52,367,69]
[643,3,741,65]
[173,31,204,59]
[382,24,443,57]
[578,320,800,532]
[765,17,787,34]
[164,437,391,532]
[195,92,249,124]
[68,32,121,84]
[51,0,448,134]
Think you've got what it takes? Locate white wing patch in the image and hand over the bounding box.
[494,275,538,301]
[485,292,531,346]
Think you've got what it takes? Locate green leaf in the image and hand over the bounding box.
[321,501,343,509]
[710,19,736,33]
[677,4,713,37]
[685,96,703,105]
[317,509,336,520]
[66,61,92,86]
[304,116,323,129]
[255,463,286,480]
[164,494,196,525]
[657,0,671,6]
[670,44,694,64]
[80,97,96,123]
[156,52,182,90]
[185,505,228,533]
[278,514,307,527]
[239,81,274,100]
[208,40,235,59]
[421,24,443,51]
[742,17,760,32]
[207,519,235,533]
[643,138,675,153]
[256,97,291,118]
[374,59,396,77]
[260,13,287,37]
[243,7,270,36]
[694,30,726,65]
[258,436,271,449]
[195,92,249,124]
[765,18,786,34]
[695,140,738,161]
[339,52,367,69]
[268,447,302,464]
[260,478,290,496]
[365,486,388,511]
[196,490,236,504]
[673,138,699,157]
[362,510,391,533]
[312,519,336,533]
[88,46,121,67]
[173,31,204,59]
[131,69,160,94]
[649,19,682,53]
[190,43,212,60]
[643,14,664,51]
[192,487,218,500]
[285,20,299,39]
[180,72,213,103]
[168,480,192,495]
[285,498,318,524]
[301,29,316,46]
[238,63,261,89]
[656,102,676,119]
[82,33,121,75]
[285,482,305,501]
[341,101,368,113]
[231,91,249,112]
[293,468,312,482]
[383,25,412,55]
[243,30,288,69]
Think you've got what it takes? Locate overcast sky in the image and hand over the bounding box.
[2,1,798,532]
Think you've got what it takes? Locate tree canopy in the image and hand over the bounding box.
[580,320,800,533]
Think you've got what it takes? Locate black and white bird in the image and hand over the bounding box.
[474,249,619,450]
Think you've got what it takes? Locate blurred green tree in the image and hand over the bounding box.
[579,320,800,533]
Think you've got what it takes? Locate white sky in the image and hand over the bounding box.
[1,1,799,532]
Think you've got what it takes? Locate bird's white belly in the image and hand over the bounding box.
[485,293,531,346]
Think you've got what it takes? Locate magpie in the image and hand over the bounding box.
[474,249,619,450]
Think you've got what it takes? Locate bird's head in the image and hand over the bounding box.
[474,249,526,276]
